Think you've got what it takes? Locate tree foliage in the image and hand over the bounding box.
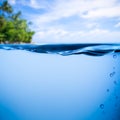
[0,0,35,43]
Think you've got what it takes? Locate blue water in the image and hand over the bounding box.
[0,44,120,120]
[0,43,120,56]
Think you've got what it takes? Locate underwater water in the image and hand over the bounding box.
[0,44,120,120]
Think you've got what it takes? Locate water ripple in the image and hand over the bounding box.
[0,43,120,56]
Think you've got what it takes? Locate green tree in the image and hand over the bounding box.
[0,0,35,44]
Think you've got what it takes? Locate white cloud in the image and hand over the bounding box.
[29,0,40,9]
[115,22,120,28]
[82,6,120,18]
[8,0,16,5]
[31,0,119,23]
[32,28,120,43]
[11,0,50,9]
[29,0,51,9]
[85,22,99,29]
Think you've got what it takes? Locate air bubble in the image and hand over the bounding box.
[100,104,104,109]
[110,72,115,77]
[114,81,117,85]
[113,67,115,69]
[113,54,117,59]
[107,89,110,92]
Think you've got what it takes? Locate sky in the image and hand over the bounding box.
[8,0,120,43]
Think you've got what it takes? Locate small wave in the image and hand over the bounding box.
[0,44,120,56]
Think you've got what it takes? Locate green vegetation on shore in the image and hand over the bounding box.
[0,0,35,44]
